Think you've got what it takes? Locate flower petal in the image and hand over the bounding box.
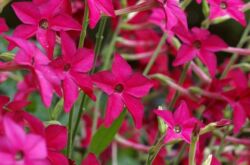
[92,71,116,95]
[25,134,47,159]
[104,93,124,127]
[112,54,132,81]
[231,103,247,133]
[71,48,94,72]
[174,101,192,124]
[60,31,77,61]
[71,72,96,101]
[12,2,40,24]
[124,73,153,98]
[45,125,67,150]
[203,35,227,52]
[173,45,197,66]
[8,24,37,50]
[3,117,26,149]
[62,75,79,112]
[154,109,174,127]
[122,93,144,128]
[36,29,56,59]
[50,13,81,31]
[197,50,217,77]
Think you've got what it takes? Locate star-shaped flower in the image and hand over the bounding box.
[208,0,246,26]
[87,0,115,29]
[11,0,81,58]
[0,117,49,165]
[154,101,198,143]
[50,31,96,112]
[92,54,153,128]
[173,27,227,77]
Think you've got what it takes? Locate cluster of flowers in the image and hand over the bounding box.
[0,0,249,164]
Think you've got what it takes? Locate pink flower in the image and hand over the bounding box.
[50,31,95,112]
[154,101,198,143]
[0,18,8,33]
[14,74,37,101]
[11,0,81,58]
[92,54,153,128]
[173,27,227,77]
[208,0,246,26]
[45,125,69,165]
[81,153,100,165]
[156,0,188,30]
[0,117,49,165]
[87,0,115,29]
[5,36,60,108]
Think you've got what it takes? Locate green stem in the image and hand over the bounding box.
[189,126,200,165]
[72,94,87,141]
[103,18,122,69]
[66,107,74,158]
[72,17,108,141]
[78,1,89,48]
[92,17,108,73]
[146,135,165,165]
[143,33,167,76]
[221,22,250,78]
[189,135,199,165]
[173,144,187,165]
[168,63,190,110]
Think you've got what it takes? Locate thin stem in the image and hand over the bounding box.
[115,1,157,16]
[146,135,165,165]
[221,22,250,78]
[72,17,108,141]
[173,144,187,165]
[112,142,118,165]
[103,18,122,69]
[143,33,167,76]
[115,134,150,152]
[92,17,108,73]
[78,0,89,48]
[72,94,87,141]
[189,129,200,165]
[66,108,74,158]
[168,63,190,110]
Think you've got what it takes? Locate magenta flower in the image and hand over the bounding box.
[45,125,69,165]
[154,101,198,143]
[0,117,49,165]
[50,32,95,112]
[5,36,60,108]
[208,0,246,26]
[0,18,8,33]
[173,27,227,77]
[87,0,115,29]
[156,0,188,30]
[11,0,81,58]
[92,54,153,128]
[81,153,100,165]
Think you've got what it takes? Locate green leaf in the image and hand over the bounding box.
[89,110,126,156]
[0,52,15,61]
[202,155,212,165]
[51,99,64,120]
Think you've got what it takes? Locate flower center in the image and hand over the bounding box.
[114,84,124,93]
[15,151,24,161]
[39,19,49,29]
[220,2,227,9]
[64,63,71,71]
[31,57,35,65]
[193,40,202,49]
[174,125,182,133]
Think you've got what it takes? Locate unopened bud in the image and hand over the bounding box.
[157,106,167,134]
[216,119,231,128]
